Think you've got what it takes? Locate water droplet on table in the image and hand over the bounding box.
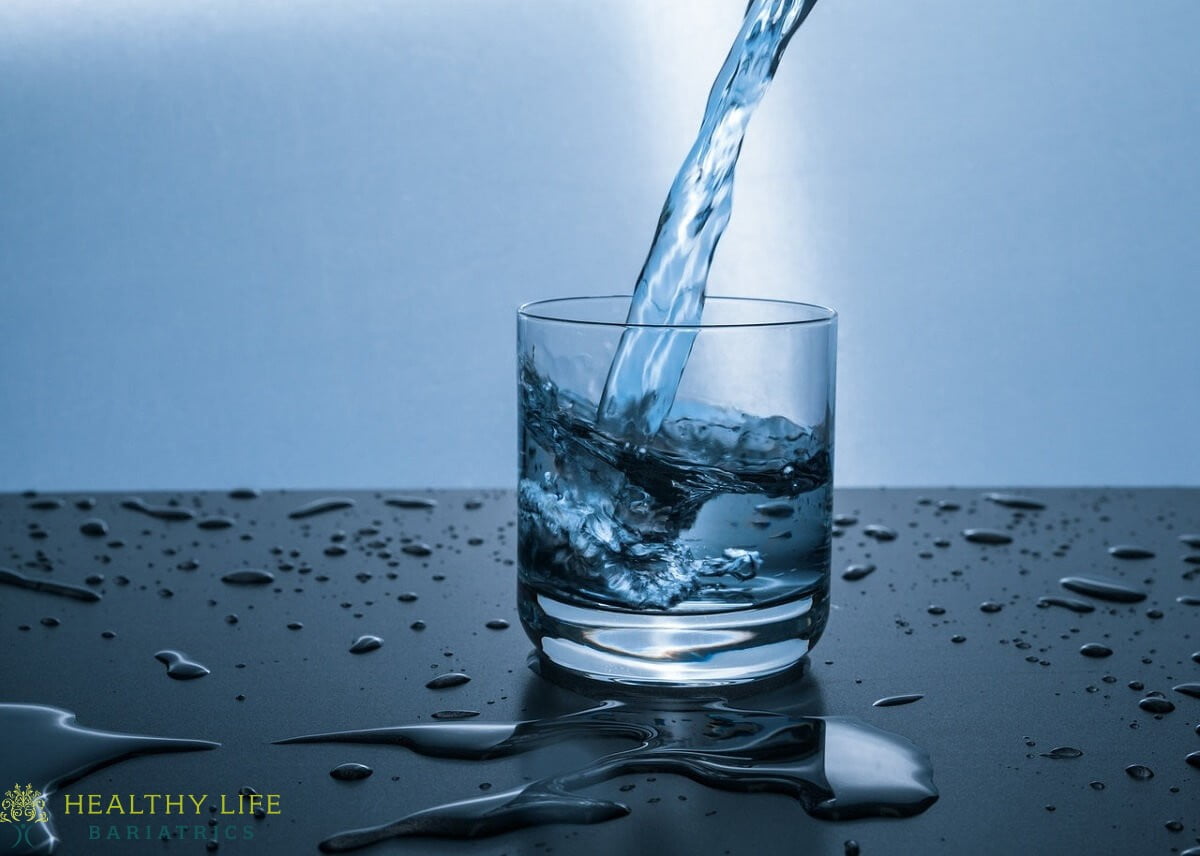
[384,496,438,510]
[197,516,235,530]
[426,673,471,689]
[873,694,923,708]
[1079,643,1113,659]
[983,493,1045,510]
[349,636,383,654]
[841,564,876,582]
[1124,764,1154,780]
[330,763,373,781]
[155,650,210,680]
[402,544,433,557]
[863,524,897,541]
[221,569,275,586]
[1138,697,1174,714]
[288,498,356,519]
[1040,747,1083,759]
[1108,545,1155,560]
[1037,596,1095,613]
[1059,576,1147,603]
[79,518,109,537]
[962,529,1012,545]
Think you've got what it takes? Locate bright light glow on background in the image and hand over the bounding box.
[1,0,1198,490]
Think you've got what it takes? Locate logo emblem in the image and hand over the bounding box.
[0,784,48,849]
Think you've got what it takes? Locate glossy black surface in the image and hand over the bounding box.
[1,488,1198,854]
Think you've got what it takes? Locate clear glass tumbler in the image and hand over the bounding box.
[517,296,836,686]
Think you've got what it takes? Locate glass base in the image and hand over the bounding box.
[518,582,827,688]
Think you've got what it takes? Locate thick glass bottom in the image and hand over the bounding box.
[518,582,827,688]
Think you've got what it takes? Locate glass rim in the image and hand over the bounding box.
[517,295,836,330]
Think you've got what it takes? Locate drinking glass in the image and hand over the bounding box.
[517,296,836,686]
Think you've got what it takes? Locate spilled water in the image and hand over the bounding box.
[1036,596,1095,614]
[275,700,937,852]
[597,0,821,439]
[154,649,211,680]
[1058,576,1147,604]
[5,488,1196,852]
[0,568,101,603]
[0,704,216,854]
[519,361,830,609]
[120,498,194,521]
[287,498,356,520]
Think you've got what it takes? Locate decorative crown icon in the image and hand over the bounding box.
[0,783,49,824]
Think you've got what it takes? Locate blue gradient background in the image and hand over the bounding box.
[2,0,1197,490]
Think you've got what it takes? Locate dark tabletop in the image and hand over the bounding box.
[1,488,1197,856]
